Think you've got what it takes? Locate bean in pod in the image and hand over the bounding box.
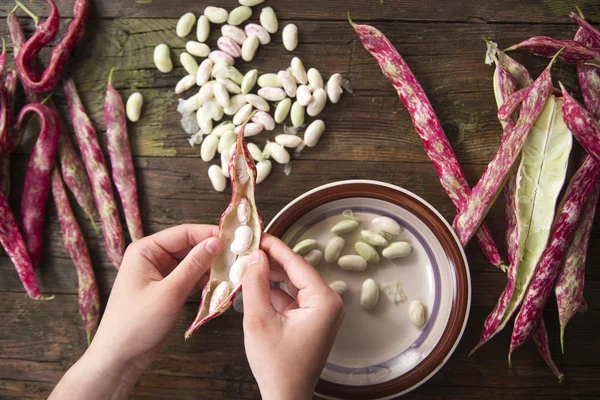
[382,242,412,259]
[338,255,367,271]
[291,57,308,84]
[245,24,271,45]
[290,101,305,128]
[275,98,292,124]
[277,70,297,97]
[196,59,214,86]
[204,6,228,24]
[224,94,247,115]
[251,111,275,131]
[282,24,298,51]
[256,160,272,183]
[197,15,210,42]
[293,239,317,255]
[235,122,264,137]
[218,37,242,58]
[209,281,231,313]
[409,300,427,328]
[258,87,286,102]
[239,0,265,5]
[228,6,252,26]
[209,51,235,66]
[307,68,324,91]
[307,88,327,117]
[242,69,258,94]
[201,134,219,162]
[266,142,290,164]
[296,85,312,107]
[303,249,323,267]
[326,73,343,104]
[231,225,254,255]
[324,236,345,263]
[180,52,199,75]
[304,119,325,147]
[331,219,359,235]
[233,104,254,125]
[361,279,379,310]
[246,94,270,112]
[153,44,172,73]
[229,255,251,285]
[276,134,303,148]
[329,281,348,296]
[222,25,247,45]
[242,35,260,62]
[177,12,196,38]
[360,230,389,247]
[126,92,143,122]
[257,73,282,88]
[355,241,380,264]
[186,41,210,58]
[260,7,278,34]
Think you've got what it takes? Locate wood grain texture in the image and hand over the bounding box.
[1,0,599,398]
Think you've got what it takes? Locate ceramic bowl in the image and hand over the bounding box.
[266,180,470,399]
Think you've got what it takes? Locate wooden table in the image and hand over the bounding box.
[1,0,599,398]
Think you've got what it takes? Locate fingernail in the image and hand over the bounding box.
[249,250,262,264]
[205,237,222,256]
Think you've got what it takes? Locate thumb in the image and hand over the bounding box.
[163,237,222,301]
[242,250,275,322]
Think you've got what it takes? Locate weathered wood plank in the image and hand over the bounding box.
[0,0,599,23]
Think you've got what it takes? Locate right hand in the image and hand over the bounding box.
[242,234,345,400]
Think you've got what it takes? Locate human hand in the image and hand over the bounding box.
[50,225,222,400]
[242,234,345,400]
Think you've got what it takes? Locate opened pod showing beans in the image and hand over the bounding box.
[185,123,262,339]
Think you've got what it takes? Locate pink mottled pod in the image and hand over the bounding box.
[185,121,263,339]
[505,36,600,67]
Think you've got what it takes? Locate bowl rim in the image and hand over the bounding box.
[265,179,471,399]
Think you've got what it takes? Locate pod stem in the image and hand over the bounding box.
[108,67,116,85]
[15,0,40,27]
[347,11,355,26]
[41,91,54,105]
[575,5,584,18]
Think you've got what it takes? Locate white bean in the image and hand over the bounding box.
[275,134,303,148]
[235,122,264,137]
[244,24,270,45]
[241,35,260,62]
[177,13,196,38]
[216,77,241,94]
[213,83,230,108]
[228,6,252,26]
[291,57,308,84]
[208,164,227,192]
[221,25,247,45]
[186,41,210,58]
[221,150,231,178]
[277,70,297,97]
[304,119,325,147]
[212,64,243,85]
[307,88,327,117]
[257,73,282,88]
[251,111,275,131]
[153,44,172,73]
[229,255,251,285]
[372,216,402,236]
[198,117,213,134]
[256,160,272,183]
[201,134,219,161]
[247,143,265,162]
[180,52,199,75]
[209,51,234,66]
[296,85,312,106]
[329,281,348,296]
[204,6,228,24]
[217,36,242,58]
[196,15,210,42]
[326,73,343,104]
[382,242,412,259]
[338,255,367,271]
[361,279,379,310]
[282,24,298,51]
[303,249,323,267]
[235,156,250,184]
[239,0,264,5]
[293,239,317,255]
[224,94,247,115]
[199,80,216,101]
[237,198,251,225]
[212,121,235,138]
[233,103,254,125]
[209,281,230,313]
[196,59,214,86]
[230,225,253,255]
[175,75,196,94]
[241,69,258,94]
[290,101,305,128]
[307,68,324,91]
[259,7,278,34]
[274,98,292,124]
[126,92,143,122]
[246,94,270,112]
[177,92,203,115]
[409,300,427,328]
[258,87,286,102]
[324,237,345,263]
[267,142,290,164]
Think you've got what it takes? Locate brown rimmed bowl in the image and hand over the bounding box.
[265,180,470,399]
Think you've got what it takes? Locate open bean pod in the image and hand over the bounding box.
[185,122,262,339]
